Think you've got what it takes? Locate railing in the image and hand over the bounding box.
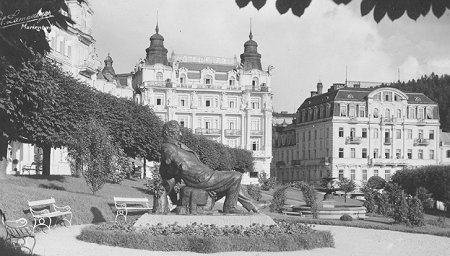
[194,128,221,135]
[224,129,241,136]
[346,136,362,144]
[417,118,426,126]
[348,117,358,123]
[382,117,396,125]
[291,160,302,166]
[414,138,429,146]
[370,158,408,166]
[250,130,264,136]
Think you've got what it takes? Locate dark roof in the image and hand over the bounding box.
[215,74,228,81]
[187,72,200,79]
[179,62,235,73]
[405,93,435,104]
[298,90,339,110]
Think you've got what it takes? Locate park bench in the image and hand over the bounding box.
[28,198,72,232]
[21,162,42,175]
[1,213,36,255]
[114,197,152,222]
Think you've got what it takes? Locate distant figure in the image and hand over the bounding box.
[159,120,257,214]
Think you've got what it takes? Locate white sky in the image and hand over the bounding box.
[90,0,450,113]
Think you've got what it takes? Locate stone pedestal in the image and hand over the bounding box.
[134,213,276,228]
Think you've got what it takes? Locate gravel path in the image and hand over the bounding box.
[32,224,450,256]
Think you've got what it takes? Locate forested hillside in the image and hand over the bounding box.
[390,73,450,132]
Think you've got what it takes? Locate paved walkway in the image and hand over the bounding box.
[32,224,450,256]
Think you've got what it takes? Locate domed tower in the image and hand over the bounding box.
[145,21,169,66]
[240,24,262,71]
[102,53,116,77]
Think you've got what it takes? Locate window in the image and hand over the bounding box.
[339,148,344,158]
[429,130,434,140]
[59,40,64,53]
[350,169,356,180]
[396,149,401,159]
[362,128,367,138]
[374,92,381,101]
[409,107,416,119]
[349,105,356,117]
[384,92,392,101]
[156,72,163,81]
[418,129,424,139]
[204,75,213,85]
[350,128,356,138]
[396,129,401,139]
[385,108,391,119]
[67,45,71,57]
[228,97,237,109]
[407,149,412,159]
[252,77,259,87]
[359,105,365,117]
[205,100,211,107]
[180,74,186,84]
[362,170,368,181]
[429,150,435,160]
[326,128,329,138]
[156,97,162,105]
[350,148,356,158]
[447,150,450,158]
[314,130,317,140]
[407,129,413,139]
[251,139,260,151]
[339,127,344,137]
[385,149,390,159]
[373,108,379,118]
[394,94,400,101]
[374,170,379,176]
[418,108,424,119]
[374,128,379,139]
[427,107,433,119]
[397,109,402,118]
[340,105,347,116]
[229,76,235,86]
[418,149,423,159]
[180,121,185,127]
[362,148,367,158]
[250,118,260,131]
[251,98,260,109]
[339,170,344,180]
[373,148,379,158]
[385,170,391,181]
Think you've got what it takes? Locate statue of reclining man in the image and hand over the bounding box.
[159,120,258,214]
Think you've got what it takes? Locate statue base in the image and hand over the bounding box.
[134,213,276,228]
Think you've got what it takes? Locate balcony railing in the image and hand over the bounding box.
[348,117,358,124]
[78,59,98,77]
[250,130,264,136]
[370,158,408,166]
[417,118,426,126]
[346,136,362,144]
[224,129,241,136]
[414,138,429,146]
[194,128,221,135]
[382,117,396,125]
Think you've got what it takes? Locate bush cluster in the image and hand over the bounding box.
[246,184,262,201]
[269,185,289,213]
[258,172,277,191]
[78,221,334,253]
[340,214,353,221]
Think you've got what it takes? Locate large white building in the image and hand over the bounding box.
[6,1,132,176]
[132,24,274,178]
[272,82,445,187]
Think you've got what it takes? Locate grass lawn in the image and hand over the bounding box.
[0,175,151,229]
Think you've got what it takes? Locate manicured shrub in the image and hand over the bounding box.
[367,176,387,189]
[246,184,262,201]
[407,197,425,226]
[340,214,353,221]
[77,221,334,253]
[259,172,277,191]
[270,185,289,213]
[292,181,319,218]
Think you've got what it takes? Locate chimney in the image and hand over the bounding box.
[317,82,323,94]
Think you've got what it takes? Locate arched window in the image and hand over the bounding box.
[204,75,213,84]
[252,77,259,88]
[229,76,236,87]
[385,108,390,119]
[156,72,163,81]
[180,73,186,84]
[373,108,379,118]
[447,150,450,158]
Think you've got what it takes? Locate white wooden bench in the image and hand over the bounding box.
[114,197,152,222]
[2,217,36,254]
[28,198,72,232]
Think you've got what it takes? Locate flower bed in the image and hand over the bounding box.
[77,220,334,253]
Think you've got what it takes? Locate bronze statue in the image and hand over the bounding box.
[159,120,258,214]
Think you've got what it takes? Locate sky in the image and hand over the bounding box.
[90,0,450,113]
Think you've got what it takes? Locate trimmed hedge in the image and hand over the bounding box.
[77,221,334,253]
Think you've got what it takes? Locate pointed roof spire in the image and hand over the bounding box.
[155,11,159,34]
[249,18,253,40]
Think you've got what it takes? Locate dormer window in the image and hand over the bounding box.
[156,72,163,81]
[180,73,186,84]
[229,76,236,87]
[204,75,213,85]
[252,77,259,89]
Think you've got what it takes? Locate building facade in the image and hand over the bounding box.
[272,82,443,187]
[132,24,273,178]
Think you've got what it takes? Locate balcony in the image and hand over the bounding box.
[384,138,392,145]
[291,160,302,166]
[224,129,241,136]
[250,130,264,136]
[346,136,362,144]
[348,116,358,124]
[417,118,426,126]
[382,117,396,125]
[142,81,166,87]
[78,59,98,78]
[370,158,409,166]
[194,128,221,136]
[414,138,429,146]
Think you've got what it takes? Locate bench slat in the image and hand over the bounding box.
[28,198,56,207]
[114,197,149,203]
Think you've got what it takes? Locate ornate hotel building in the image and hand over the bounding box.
[132,24,274,178]
[272,82,444,186]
